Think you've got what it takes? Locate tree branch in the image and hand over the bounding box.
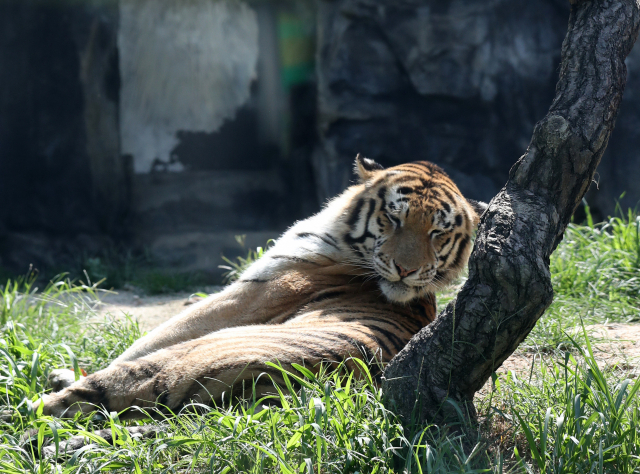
[382,0,640,426]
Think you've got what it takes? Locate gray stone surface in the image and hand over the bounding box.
[0,0,315,279]
[0,0,127,276]
[314,0,640,217]
[132,170,289,235]
[4,0,640,279]
[119,0,259,173]
[591,42,640,218]
[129,169,288,275]
[0,1,107,236]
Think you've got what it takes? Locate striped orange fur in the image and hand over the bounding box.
[36,157,486,418]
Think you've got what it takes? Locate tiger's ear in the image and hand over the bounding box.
[467,199,489,221]
[354,154,384,182]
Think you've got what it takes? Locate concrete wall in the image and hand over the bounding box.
[119,0,259,173]
[117,0,317,278]
[0,0,125,274]
[12,0,640,278]
[0,0,304,278]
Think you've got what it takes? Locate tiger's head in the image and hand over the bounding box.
[342,155,487,303]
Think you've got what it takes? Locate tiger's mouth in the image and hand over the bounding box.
[377,278,426,304]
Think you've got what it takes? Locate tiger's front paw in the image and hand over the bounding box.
[34,391,87,418]
[47,369,85,392]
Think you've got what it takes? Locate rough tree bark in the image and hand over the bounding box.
[382,0,640,426]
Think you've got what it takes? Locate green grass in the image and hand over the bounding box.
[1,247,212,296]
[219,235,274,284]
[80,249,211,295]
[0,273,141,418]
[525,204,640,352]
[481,327,640,473]
[0,284,500,472]
[30,363,498,473]
[1,206,640,472]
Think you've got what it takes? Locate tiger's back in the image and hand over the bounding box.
[38,158,485,417]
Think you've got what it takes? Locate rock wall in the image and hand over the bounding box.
[314,0,640,217]
[593,43,640,219]
[0,0,313,278]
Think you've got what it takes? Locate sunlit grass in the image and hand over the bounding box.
[525,204,640,352]
[1,206,640,472]
[219,235,275,284]
[482,327,640,473]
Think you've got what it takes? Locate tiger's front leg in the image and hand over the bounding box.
[114,271,322,363]
[35,319,390,418]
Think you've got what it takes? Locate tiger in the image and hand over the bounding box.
[36,156,487,418]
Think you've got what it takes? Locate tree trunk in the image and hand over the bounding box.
[382,0,640,426]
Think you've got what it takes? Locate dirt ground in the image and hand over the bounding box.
[96,289,640,377]
[494,323,640,379]
[96,287,221,332]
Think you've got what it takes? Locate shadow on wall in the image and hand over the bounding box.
[2,0,640,282]
[171,106,275,172]
[0,0,319,282]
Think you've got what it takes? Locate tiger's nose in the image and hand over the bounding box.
[394,262,418,278]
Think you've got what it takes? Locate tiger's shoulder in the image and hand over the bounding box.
[240,156,487,304]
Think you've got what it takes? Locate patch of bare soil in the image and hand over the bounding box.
[497,323,640,378]
[96,287,221,332]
